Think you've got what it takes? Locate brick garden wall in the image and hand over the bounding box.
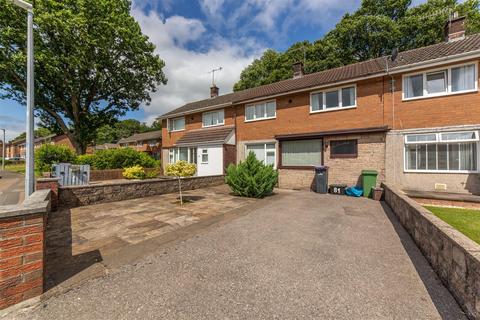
[59,175,225,208]
[383,183,480,319]
[0,190,51,310]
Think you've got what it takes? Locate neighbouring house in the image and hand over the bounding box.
[159,16,480,194]
[117,130,162,160]
[6,134,75,159]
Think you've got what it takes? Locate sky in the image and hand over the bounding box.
[0,0,429,142]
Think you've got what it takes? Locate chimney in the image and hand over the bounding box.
[445,13,466,42]
[292,62,304,79]
[210,85,219,98]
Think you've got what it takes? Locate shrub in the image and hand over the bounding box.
[75,148,159,170]
[35,144,76,173]
[122,165,146,180]
[165,160,197,177]
[225,152,278,198]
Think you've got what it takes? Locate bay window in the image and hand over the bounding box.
[245,101,276,121]
[403,62,477,99]
[311,85,356,112]
[202,109,224,127]
[280,139,322,167]
[246,143,276,167]
[405,131,479,172]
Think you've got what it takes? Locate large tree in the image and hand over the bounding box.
[0,0,167,154]
[234,0,480,91]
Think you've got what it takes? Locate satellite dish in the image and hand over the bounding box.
[391,48,399,62]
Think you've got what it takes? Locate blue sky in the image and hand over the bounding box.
[1,0,428,141]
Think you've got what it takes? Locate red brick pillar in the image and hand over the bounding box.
[0,212,46,309]
[36,178,60,211]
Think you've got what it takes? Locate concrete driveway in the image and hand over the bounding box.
[6,190,465,319]
[0,170,24,205]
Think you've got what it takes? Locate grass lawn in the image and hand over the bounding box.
[5,163,26,174]
[425,206,480,245]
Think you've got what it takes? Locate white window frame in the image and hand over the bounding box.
[402,61,478,101]
[310,84,357,113]
[245,100,276,122]
[403,130,479,173]
[202,109,225,128]
[168,117,185,132]
[201,149,209,164]
[169,147,195,164]
[245,143,277,168]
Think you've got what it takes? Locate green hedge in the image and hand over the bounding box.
[76,148,160,170]
[35,144,76,172]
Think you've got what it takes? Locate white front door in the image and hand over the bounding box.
[196,145,223,176]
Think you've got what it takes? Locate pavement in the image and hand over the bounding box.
[4,190,466,320]
[0,170,24,205]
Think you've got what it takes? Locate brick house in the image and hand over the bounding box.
[117,130,162,160]
[6,134,74,159]
[159,17,480,194]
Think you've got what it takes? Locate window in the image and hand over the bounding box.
[169,147,188,163]
[201,149,208,163]
[403,63,477,100]
[168,117,185,132]
[330,140,358,158]
[426,70,447,94]
[246,143,276,167]
[451,64,475,92]
[310,85,356,112]
[202,109,225,127]
[281,139,322,167]
[404,131,478,172]
[137,141,143,147]
[245,101,276,121]
[148,140,157,147]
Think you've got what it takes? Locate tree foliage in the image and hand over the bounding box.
[0,0,167,154]
[11,127,52,142]
[234,0,480,91]
[165,161,197,178]
[225,152,278,198]
[94,119,161,144]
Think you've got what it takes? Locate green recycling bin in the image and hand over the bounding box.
[361,170,378,198]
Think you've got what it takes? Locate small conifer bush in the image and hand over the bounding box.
[225,152,278,198]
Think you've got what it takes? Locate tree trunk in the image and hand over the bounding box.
[67,132,86,155]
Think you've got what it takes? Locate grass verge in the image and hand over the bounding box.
[425,205,480,245]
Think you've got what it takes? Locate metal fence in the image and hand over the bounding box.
[52,163,90,186]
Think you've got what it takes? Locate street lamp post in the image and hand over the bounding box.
[9,0,34,196]
[1,129,5,171]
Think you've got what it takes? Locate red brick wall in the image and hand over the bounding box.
[162,107,236,148]
[223,144,236,172]
[384,59,480,130]
[0,213,45,309]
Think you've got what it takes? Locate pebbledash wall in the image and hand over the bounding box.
[58,175,225,208]
[0,190,51,310]
[383,183,480,319]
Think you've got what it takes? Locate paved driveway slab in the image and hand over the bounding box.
[7,190,466,319]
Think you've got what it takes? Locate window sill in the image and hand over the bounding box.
[404,169,479,174]
[330,154,358,159]
[202,123,225,128]
[244,116,276,123]
[402,89,478,102]
[278,166,315,170]
[310,106,356,114]
[169,129,185,133]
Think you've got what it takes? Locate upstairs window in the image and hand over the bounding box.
[245,101,276,121]
[202,109,225,127]
[311,85,356,112]
[168,117,185,132]
[403,63,477,99]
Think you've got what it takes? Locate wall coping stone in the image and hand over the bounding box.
[59,175,224,190]
[0,189,51,219]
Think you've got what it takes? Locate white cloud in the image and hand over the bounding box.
[0,113,25,142]
[131,6,264,123]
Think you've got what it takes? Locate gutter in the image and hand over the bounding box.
[156,102,233,120]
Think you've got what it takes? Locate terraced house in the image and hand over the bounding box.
[159,16,480,194]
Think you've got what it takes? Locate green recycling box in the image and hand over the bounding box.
[361,170,378,198]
